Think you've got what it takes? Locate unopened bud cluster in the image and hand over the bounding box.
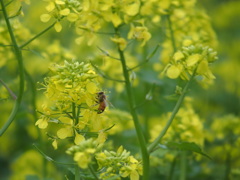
[96,146,142,180]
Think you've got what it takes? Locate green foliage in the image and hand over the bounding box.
[165,142,211,160]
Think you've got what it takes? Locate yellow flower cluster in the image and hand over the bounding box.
[40,0,151,46]
[41,0,140,29]
[66,138,103,169]
[163,45,217,86]
[35,60,107,149]
[146,0,218,64]
[96,146,142,180]
[150,97,204,147]
[67,139,142,179]
[207,114,240,164]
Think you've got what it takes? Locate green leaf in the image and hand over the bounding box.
[165,142,212,159]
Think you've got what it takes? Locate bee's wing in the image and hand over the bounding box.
[106,99,115,108]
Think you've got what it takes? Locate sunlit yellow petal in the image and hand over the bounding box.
[111,13,122,27]
[166,65,181,79]
[197,60,208,75]
[46,2,55,12]
[74,133,85,145]
[35,118,48,129]
[52,140,58,150]
[74,152,89,169]
[86,82,98,94]
[55,0,65,5]
[40,14,51,22]
[173,51,185,62]
[130,170,139,180]
[57,128,72,139]
[125,1,140,16]
[58,116,73,125]
[54,22,62,32]
[67,13,79,22]
[186,54,201,66]
[60,8,70,16]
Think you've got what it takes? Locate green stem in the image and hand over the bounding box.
[72,102,76,122]
[180,152,187,180]
[19,22,56,48]
[0,0,25,136]
[224,153,231,180]
[167,156,177,180]
[167,15,177,52]
[75,164,80,180]
[90,62,125,83]
[148,70,196,153]
[0,79,17,100]
[115,29,149,180]
[89,165,99,180]
[76,105,81,124]
[33,144,76,166]
[129,44,160,71]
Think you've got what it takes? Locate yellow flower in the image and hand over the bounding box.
[128,25,151,46]
[173,51,185,62]
[166,64,183,79]
[123,0,140,16]
[54,22,62,32]
[40,14,51,22]
[52,140,58,150]
[56,117,74,139]
[74,133,85,145]
[35,116,49,129]
[111,37,127,50]
[186,54,201,67]
[74,152,90,169]
[111,13,122,27]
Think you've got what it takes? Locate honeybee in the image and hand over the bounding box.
[97,91,107,114]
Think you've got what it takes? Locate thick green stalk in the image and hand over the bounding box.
[0,0,24,136]
[117,41,149,179]
[148,70,196,153]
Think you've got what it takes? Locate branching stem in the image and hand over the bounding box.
[20,22,56,48]
[0,0,25,136]
[148,70,197,153]
[115,28,149,180]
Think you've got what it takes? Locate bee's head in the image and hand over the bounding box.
[98,91,104,95]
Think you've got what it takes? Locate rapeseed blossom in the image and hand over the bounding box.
[35,60,107,148]
[163,44,218,86]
